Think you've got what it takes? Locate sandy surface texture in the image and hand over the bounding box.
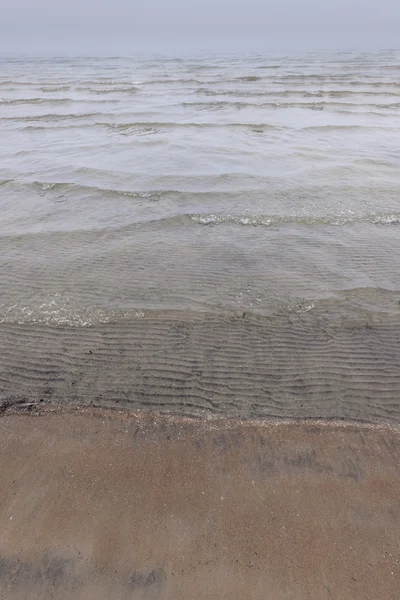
[1,312,400,423]
[0,409,399,599]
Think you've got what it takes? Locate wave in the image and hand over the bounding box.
[196,88,400,99]
[271,75,400,83]
[4,76,400,89]
[0,301,311,327]
[2,206,400,241]
[1,289,399,327]
[0,79,136,89]
[234,75,262,82]
[182,100,400,112]
[140,78,215,85]
[2,178,399,208]
[2,100,398,123]
[96,121,282,132]
[0,112,105,122]
[3,179,170,200]
[39,86,71,92]
[14,121,282,134]
[141,76,277,85]
[299,124,399,132]
[196,88,271,97]
[32,180,168,200]
[0,297,148,327]
[321,89,400,98]
[0,80,43,86]
[375,102,400,109]
[0,80,79,86]
[189,212,400,227]
[0,97,72,106]
[75,86,139,94]
[187,63,222,71]
[10,114,398,133]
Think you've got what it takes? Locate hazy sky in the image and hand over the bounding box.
[1,0,399,53]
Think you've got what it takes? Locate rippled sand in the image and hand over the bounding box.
[0,408,399,599]
[1,311,400,423]
[1,52,400,599]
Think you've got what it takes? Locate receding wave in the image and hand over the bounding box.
[1,289,399,327]
[0,300,312,327]
[0,297,148,327]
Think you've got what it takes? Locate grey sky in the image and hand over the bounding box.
[1,0,399,53]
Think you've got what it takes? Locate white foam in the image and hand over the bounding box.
[0,295,147,327]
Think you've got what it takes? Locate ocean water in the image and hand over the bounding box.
[1,51,400,421]
[1,51,400,327]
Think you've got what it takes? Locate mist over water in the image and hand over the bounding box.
[1,51,400,326]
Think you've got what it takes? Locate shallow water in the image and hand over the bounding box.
[1,52,400,421]
[1,51,400,326]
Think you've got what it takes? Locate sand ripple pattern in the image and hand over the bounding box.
[1,52,400,422]
[1,312,400,424]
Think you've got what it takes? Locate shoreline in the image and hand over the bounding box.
[3,399,400,432]
[1,310,400,424]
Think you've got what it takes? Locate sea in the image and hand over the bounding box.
[1,51,400,421]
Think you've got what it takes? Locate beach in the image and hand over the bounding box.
[0,407,399,599]
[1,50,400,598]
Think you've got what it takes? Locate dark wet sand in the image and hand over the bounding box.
[0,407,399,599]
[1,312,400,423]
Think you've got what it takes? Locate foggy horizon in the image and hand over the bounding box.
[1,0,399,54]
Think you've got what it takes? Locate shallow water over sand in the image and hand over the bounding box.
[1,51,400,325]
[1,51,400,422]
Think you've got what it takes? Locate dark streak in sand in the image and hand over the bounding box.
[0,408,399,599]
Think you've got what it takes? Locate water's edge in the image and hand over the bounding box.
[1,312,399,424]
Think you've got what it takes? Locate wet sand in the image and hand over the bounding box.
[1,312,400,423]
[0,407,399,599]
